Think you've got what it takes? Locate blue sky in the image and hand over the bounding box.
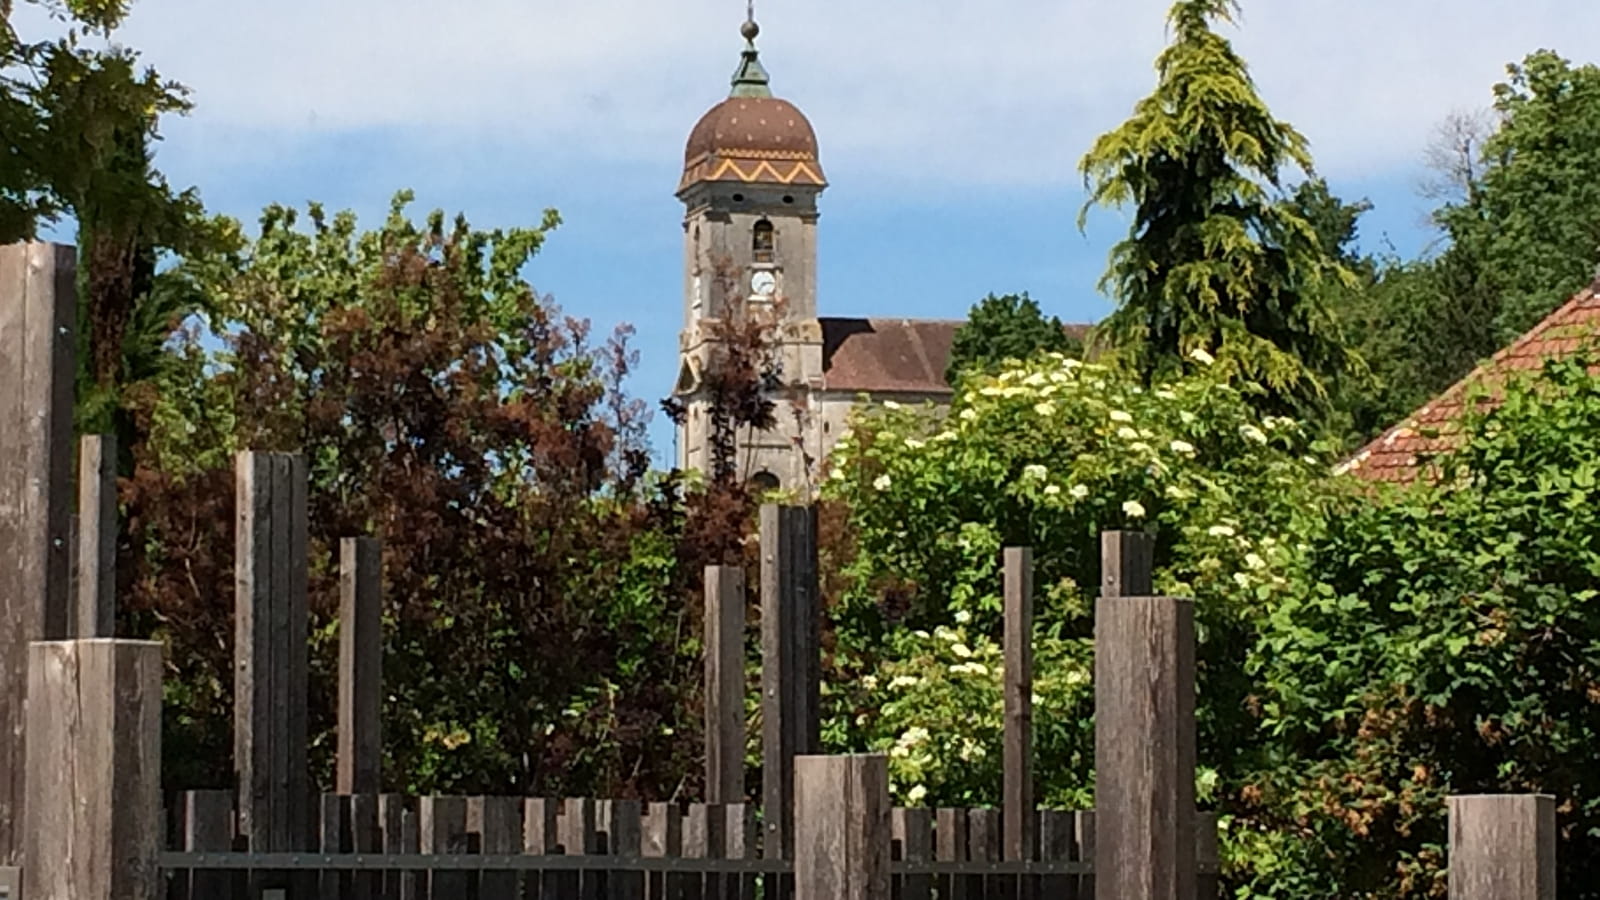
[19,0,1600,460]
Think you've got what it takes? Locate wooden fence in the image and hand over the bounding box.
[160,790,1216,900]
[0,240,1566,898]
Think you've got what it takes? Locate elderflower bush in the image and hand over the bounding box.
[820,351,1333,808]
[826,618,1097,807]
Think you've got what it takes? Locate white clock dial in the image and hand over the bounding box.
[751,271,778,296]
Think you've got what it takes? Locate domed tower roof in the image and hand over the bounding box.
[678,17,826,196]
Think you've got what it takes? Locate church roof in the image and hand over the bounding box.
[679,19,825,194]
[819,318,1094,395]
[1339,281,1600,484]
[820,318,960,395]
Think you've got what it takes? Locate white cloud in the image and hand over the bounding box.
[30,0,1600,185]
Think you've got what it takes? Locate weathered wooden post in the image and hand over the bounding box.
[1197,812,1220,898]
[705,564,746,804]
[794,755,890,900]
[337,537,383,900]
[234,452,311,857]
[24,638,162,900]
[421,796,471,898]
[1448,795,1556,900]
[1002,547,1035,868]
[1094,530,1196,900]
[761,504,820,865]
[338,536,383,793]
[1101,529,1154,598]
[0,241,76,866]
[74,434,118,638]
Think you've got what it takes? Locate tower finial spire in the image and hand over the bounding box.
[729,0,771,98]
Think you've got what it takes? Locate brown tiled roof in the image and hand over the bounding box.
[818,318,1094,395]
[1340,284,1600,484]
[820,318,957,394]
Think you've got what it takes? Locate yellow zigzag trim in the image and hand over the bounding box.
[704,158,824,185]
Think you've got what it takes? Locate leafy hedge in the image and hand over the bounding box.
[822,350,1600,898]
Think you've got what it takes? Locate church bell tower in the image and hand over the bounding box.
[674,12,827,492]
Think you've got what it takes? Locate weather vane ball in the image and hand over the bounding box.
[742,0,760,41]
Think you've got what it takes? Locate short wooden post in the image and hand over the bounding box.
[234,452,311,852]
[73,434,118,638]
[468,796,521,900]
[0,241,77,864]
[1197,812,1219,898]
[1101,530,1154,598]
[23,639,162,900]
[705,564,746,804]
[421,796,470,898]
[185,790,237,900]
[793,755,889,900]
[338,537,383,795]
[1094,587,1196,900]
[641,801,680,900]
[761,505,820,861]
[1002,547,1034,865]
[1448,795,1556,900]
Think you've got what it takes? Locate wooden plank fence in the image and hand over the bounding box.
[0,239,1568,898]
[159,792,1207,900]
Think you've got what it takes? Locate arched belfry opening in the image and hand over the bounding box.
[749,471,781,494]
[752,219,776,264]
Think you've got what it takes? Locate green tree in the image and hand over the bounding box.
[1308,51,1600,453]
[1245,357,1600,897]
[1078,0,1355,405]
[1438,50,1600,343]
[945,292,1083,385]
[1286,179,1372,275]
[1321,252,1501,449]
[125,194,721,795]
[3,1,208,437]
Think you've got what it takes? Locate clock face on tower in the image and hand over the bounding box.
[750,270,778,297]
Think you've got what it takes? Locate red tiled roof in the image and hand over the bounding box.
[1340,284,1600,484]
[818,318,1093,395]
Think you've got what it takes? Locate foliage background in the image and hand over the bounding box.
[11,0,1600,894]
[120,194,749,798]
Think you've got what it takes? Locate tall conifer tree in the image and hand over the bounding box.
[1079,0,1355,403]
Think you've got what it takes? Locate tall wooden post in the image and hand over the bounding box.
[234,452,311,852]
[74,434,118,638]
[1101,530,1154,598]
[24,639,162,900]
[1448,795,1556,900]
[1094,564,1195,899]
[793,755,889,900]
[338,537,383,795]
[705,565,746,803]
[1002,547,1034,865]
[761,505,820,861]
[0,242,76,865]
